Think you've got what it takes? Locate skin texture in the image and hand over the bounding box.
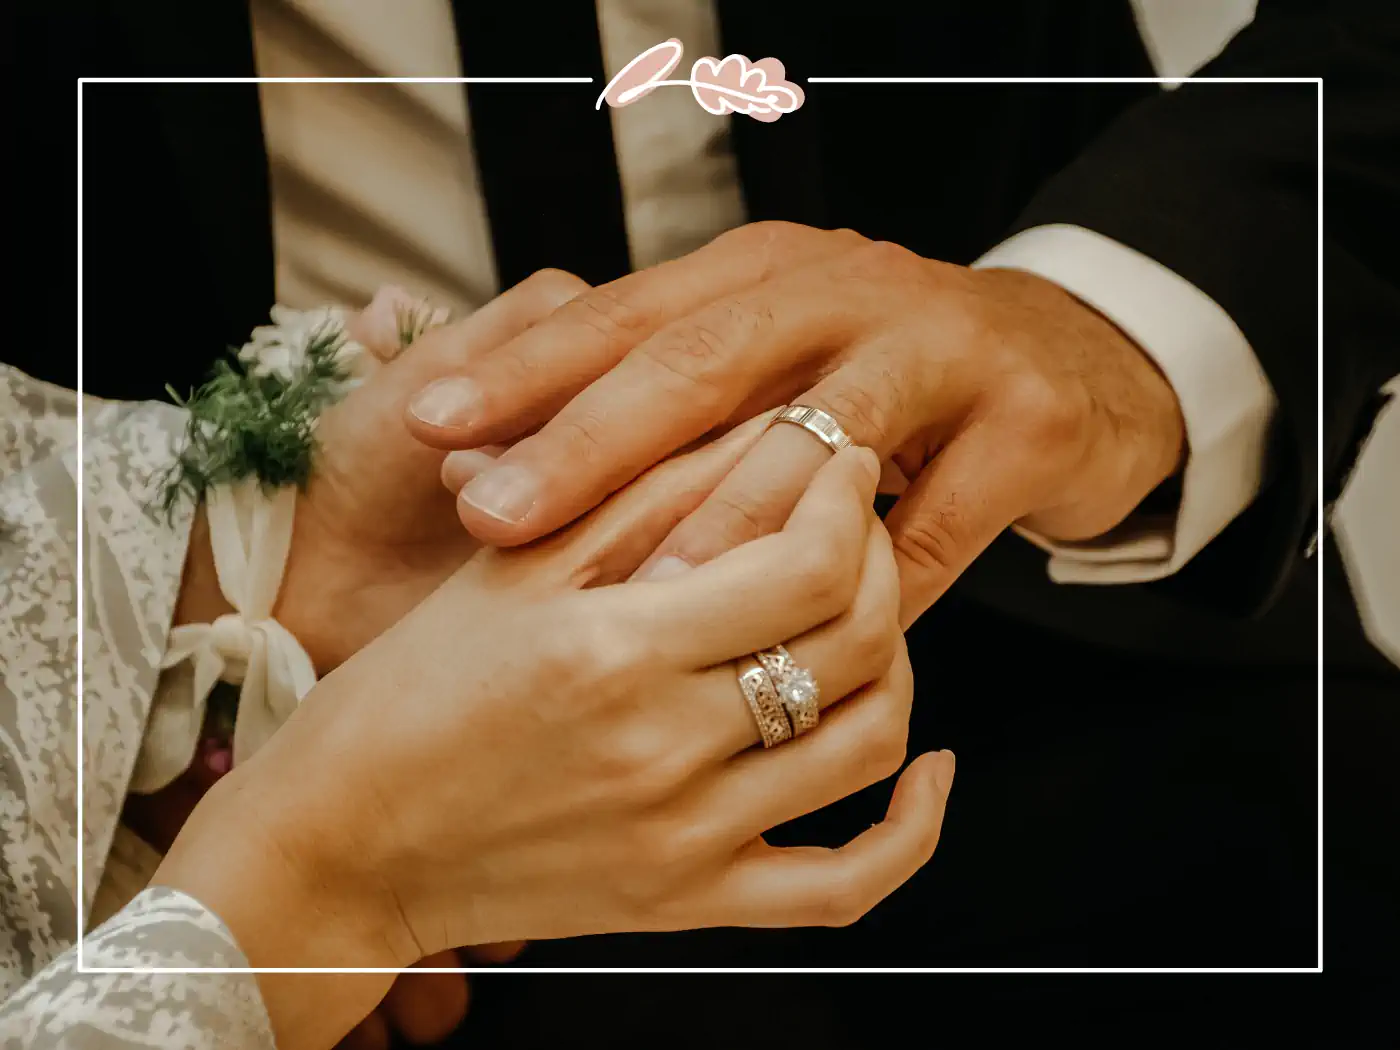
[153,443,954,1050]
[405,221,1186,627]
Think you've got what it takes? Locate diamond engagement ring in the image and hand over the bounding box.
[755,645,820,736]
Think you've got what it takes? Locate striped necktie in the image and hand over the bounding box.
[450,4,632,290]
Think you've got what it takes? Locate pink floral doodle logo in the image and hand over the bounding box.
[597,38,805,122]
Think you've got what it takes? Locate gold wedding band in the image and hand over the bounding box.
[756,645,820,736]
[737,658,793,748]
[769,405,853,454]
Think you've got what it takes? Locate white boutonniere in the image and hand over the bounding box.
[237,304,366,382]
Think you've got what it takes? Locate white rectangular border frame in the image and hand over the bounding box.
[76,75,1325,975]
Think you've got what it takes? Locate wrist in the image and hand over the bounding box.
[272,492,369,675]
[1004,267,1185,479]
[977,266,1187,541]
[1125,320,1189,487]
[152,753,415,1047]
[174,505,234,628]
[182,493,347,675]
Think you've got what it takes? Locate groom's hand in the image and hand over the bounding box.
[407,222,1185,627]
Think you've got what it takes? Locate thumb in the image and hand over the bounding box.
[884,426,1027,630]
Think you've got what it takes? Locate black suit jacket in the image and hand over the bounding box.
[8,0,1398,676]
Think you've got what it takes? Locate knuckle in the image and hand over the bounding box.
[519,267,589,309]
[849,608,900,680]
[846,239,925,285]
[567,616,649,687]
[613,815,709,910]
[708,487,779,548]
[480,339,549,393]
[630,751,693,808]
[521,618,635,726]
[859,717,909,784]
[532,623,589,683]
[891,502,967,575]
[751,219,807,239]
[551,411,611,466]
[687,323,732,371]
[720,219,805,251]
[816,382,891,447]
[794,545,858,615]
[830,227,873,249]
[594,728,670,802]
[638,317,741,406]
[567,286,655,344]
[1001,371,1086,448]
[644,817,709,882]
[815,869,873,927]
[719,221,853,276]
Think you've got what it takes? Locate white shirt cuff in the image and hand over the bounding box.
[973,223,1278,585]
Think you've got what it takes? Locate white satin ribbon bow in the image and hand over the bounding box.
[139,480,316,790]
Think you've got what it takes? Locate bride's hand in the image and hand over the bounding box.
[134,275,583,1050]
[155,430,954,1050]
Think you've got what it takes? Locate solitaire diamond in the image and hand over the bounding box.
[787,667,819,706]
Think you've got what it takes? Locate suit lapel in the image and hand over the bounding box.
[450,1,632,287]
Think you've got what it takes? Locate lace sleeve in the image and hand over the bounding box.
[2,365,270,1044]
[0,887,274,1049]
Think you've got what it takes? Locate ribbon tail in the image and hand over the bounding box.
[230,619,316,767]
[245,485,299,618]
[231,634,274,767]
[206,483,255,612]
[261,618,319,703]
[129,646,223,795]
[161,623,212,669]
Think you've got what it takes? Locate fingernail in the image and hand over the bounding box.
[633,554,693,582]
[931,749,956,794]
[459,465,538,524]
[442,448,501,492]
[410,378,480,428]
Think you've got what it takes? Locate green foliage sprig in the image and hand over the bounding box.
[159,320,355,517]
